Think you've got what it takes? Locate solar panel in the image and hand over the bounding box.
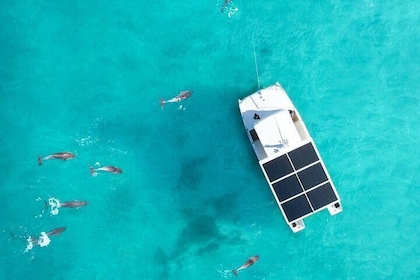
[297,162,328,190]
[288,142,319,170]
[307,183,338,210]
[262,142,338,222]
[281,194,313,222]
[262,154,293,182]
[272,174,303,202]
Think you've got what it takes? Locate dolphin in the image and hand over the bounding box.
[26,227,66,249]
[232,255,259,276]
[38,152,76,166]
[46,227,66,236]
[159,90,192,107]
[44,198,88,215]
[90,165,123,175]
[59,200,89,208]
[11,227,66,252]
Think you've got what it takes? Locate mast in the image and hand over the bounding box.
[252,41,261,91]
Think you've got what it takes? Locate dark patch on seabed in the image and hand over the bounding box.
[206,192,241,222]
[177,213,244,254]
[154,213,245,278]
[153,188,244,277]
[176,156,209,190]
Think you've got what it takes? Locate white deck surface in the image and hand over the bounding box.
[254,110,301,157]
[239,84,295,132]
[244,85,294,110]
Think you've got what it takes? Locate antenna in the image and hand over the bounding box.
[252,41,261,91]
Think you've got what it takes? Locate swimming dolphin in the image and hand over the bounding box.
[159,90,192,107]
[232,255,259,276]
[46,227,66,236]
[44,198,88,215]
[27,227,66,248]
[38,152,76,166]
[90,165,123,175]
[11,227,66,252]
[59,200,89,208]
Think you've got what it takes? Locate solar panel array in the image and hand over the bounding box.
[262,142,338,222]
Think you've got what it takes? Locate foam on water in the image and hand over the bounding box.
[23,238,34,253]
[48,198,61,216]
[37,233,51,247]
[24,232,51,253]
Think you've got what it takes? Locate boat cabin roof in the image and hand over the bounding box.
[254,110,301,157]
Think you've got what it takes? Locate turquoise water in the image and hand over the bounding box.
[1,0,419,279]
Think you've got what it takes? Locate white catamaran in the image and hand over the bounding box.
[238,83,342,232]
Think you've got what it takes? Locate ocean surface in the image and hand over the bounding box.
[1,0,419,279]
